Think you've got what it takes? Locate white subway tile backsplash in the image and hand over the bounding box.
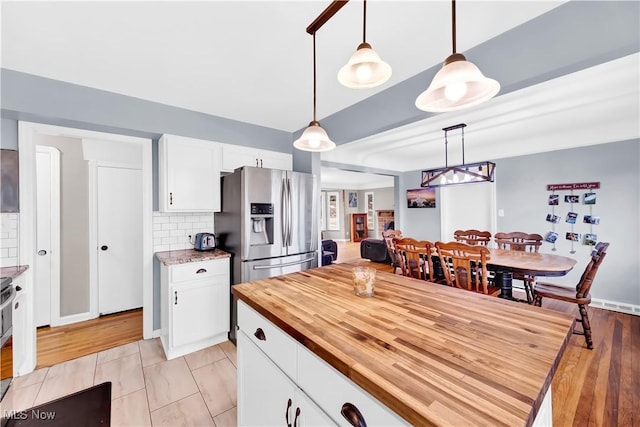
[0,213,19,266]
[152,212,216,253]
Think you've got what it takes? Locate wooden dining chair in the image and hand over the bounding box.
[393,238,435,282]
[382,229,403,274]
[453,229,492,246]
[494,232,543,303]
[533,242,609,349]
[435,241,498,295]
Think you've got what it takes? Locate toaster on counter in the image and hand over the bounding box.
[194,233,216,251]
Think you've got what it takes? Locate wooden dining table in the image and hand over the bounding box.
[485,248,577,300]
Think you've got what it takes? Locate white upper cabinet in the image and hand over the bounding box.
[158,134,221,212]
[221,143,292,172]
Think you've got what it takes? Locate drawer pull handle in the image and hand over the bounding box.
[174,291,178,305]
[341,403,367,427]
[196,268,207,274]
[254,328,266,341]
[293,407,300,427]
[169,192,173,205]
[285,398,292,427]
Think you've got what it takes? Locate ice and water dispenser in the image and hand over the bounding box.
[249,203,274,246]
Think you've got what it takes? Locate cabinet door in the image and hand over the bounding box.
[221,144,260,172]
[294,388,337,427]
[171,280,228,348]
[259,150,292,171]
[237,331,297,426]
[159,135,221,212]
[12,286,27,375]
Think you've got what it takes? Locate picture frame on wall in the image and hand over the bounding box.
[406,188,436,208]
[348,191,358,208]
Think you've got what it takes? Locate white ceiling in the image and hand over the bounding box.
[1,0,565,132]
[2,1,638,190]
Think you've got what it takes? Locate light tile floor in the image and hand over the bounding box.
[1,339,238,427]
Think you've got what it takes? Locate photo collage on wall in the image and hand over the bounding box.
[545,183,600,252]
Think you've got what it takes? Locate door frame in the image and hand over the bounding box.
[34,145,62,327]
[439,181,497,241]
[89,160,143,318]
[18,121,153,374]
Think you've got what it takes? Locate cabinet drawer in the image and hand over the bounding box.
[237,300,297,380]
[170,259,228,283]
[297,345,406,426]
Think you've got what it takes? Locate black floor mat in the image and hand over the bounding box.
[2,382,111,427]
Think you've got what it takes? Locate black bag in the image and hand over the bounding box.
[360,239,391,263]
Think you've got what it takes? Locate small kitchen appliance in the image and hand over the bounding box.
[193,233,216,251]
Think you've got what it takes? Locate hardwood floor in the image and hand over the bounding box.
[35,308,142,369]
[30,244,639,426]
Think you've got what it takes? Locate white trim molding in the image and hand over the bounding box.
[18,121,154,376]
[590,299,640,316]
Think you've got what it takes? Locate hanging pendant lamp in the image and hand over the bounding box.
[294,33,336,152]
[416,0,500,112]
[338,0,391,89]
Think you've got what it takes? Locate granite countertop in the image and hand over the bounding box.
[155,248,231,266]
[233,262,575,426]
[0,265,29,279]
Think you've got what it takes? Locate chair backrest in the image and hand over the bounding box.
[494,232,543,252]
[393,237,434,281]
[453,229,492,246]
[382,230,403,269]
[576,242,609,298]
[435,241,491,294]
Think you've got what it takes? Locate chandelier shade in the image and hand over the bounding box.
[293,121,336,152]
[415,53,500,112]
[415,0,500,113]
[338,42,392,89]
[338,0,391,89]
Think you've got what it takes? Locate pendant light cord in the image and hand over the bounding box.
[313,32,317,122]
[363,0,367,43]
[451,0,457,54]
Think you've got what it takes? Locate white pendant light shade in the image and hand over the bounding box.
[415,53,500,113]
[338,42,392,89]
[293,121,336,152]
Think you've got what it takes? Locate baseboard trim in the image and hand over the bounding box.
[591,298,640,316]
[152,328,162,338]
[54,312,95,326]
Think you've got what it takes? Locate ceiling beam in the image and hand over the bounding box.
[306,0,350,35]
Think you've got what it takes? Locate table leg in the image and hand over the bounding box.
[494,271,515,300]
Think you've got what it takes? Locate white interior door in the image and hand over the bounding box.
[440,182,497,242]
[35,146,60,327]
[97,165,143,315]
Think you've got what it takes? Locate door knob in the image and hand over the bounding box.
[38,249,47,256]
[100,245,109,251]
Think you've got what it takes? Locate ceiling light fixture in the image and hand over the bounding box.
[421,123,495,188]
[294,1,350,152]
[338,0,391,89]
[415,0,500,112]
[293,32,336,152]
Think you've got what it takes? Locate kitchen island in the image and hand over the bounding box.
[233,263,575,426]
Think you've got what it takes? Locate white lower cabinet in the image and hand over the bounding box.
[12,276,28,376]
[160,258,230,359]
[237,300,405,427]
[237,330,334,427]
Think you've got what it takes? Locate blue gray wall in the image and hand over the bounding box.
[396,139,640,306]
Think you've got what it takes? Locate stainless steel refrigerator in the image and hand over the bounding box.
[215,166,318,341]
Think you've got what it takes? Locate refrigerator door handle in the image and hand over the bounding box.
[252,256,317,270]
[287,178,293,247]
[281,178,288,245]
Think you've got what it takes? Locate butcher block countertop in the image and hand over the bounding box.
[154,248,230,266]
[232,263,575,427]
